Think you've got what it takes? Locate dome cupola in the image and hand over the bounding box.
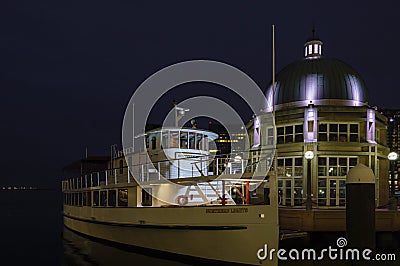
[304,29,322,58]
[265,32,368,111]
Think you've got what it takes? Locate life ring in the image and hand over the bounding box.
[177,195,188,206]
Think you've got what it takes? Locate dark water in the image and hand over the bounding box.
[0,190,63,265]
[0,190,187,266]
[1,190,399,265]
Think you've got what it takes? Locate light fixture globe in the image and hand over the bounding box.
[304,151,314,160]
[388,152,398,161]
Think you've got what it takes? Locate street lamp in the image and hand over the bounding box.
[388,152,398,210]
[305,151,314,210]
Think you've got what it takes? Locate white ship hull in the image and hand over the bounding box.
[64,204,278,265]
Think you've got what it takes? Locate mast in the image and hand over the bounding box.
[272,24,275,116]
[272,24,278,195]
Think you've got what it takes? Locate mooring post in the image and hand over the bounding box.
[346,164,376,254]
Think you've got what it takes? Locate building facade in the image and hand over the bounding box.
[249,35,390,209]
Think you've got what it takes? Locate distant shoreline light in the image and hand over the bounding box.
[1,186,38,190]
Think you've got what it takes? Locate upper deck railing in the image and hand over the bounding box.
[62,148,275,191]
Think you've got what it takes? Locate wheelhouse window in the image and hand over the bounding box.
[196,134,203,150]
[203,136,209,150]
[118,189,128,207]
[180,132,188,149]
[188,132,195,149]
[170,131,179,148]
[162,131,169,148]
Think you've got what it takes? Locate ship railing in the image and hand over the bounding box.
[61,148,275,191]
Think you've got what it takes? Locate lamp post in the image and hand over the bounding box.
[304,151,314,211]
[388,152,398,210]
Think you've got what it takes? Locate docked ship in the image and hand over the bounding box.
[62,125,279,265]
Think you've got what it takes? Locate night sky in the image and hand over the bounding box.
[2,1,400,188]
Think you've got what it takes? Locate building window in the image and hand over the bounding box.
[277,157,303,206]
[317,156,357,207]
[108,190,116,207]
[277,124,303,144]
[118,189,128,207]
[318,123,359,142]
[266,127,274,145]
[314,44,318,54]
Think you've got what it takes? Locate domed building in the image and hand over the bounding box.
[248,34,395,231]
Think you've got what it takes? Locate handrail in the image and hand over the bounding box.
[62,148,275,191]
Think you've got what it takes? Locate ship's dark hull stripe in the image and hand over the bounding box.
[64,213,247,230]
[63,225,253,266]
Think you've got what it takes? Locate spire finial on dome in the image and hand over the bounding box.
[312,24,316,38]
[304,27,322,59]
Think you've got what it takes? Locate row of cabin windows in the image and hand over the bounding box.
[274,123,360,144]
[64,189,128,207]
[146,131,209,150]
[64,188,153,207]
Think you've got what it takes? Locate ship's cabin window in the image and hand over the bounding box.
[118,189,128,207]
[142,188,152,206]
[86,191,92,206]
[119,159,124,174]
[82,192,86,206]
[108,190,116,207]
[151,136,157,149]
[180,132,188,148]
[100,191,107,206]
[93,191,99,206]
